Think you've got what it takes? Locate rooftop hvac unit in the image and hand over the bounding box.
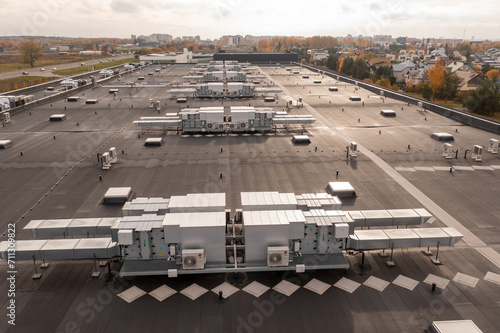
[207,122,215,129]
[239,121,248,129]
[3,112,11,123]
[182,249,205,270]
[218,123,225,129]
[443,143,453,159]
[488,139,498,154]
[472,145,483,161]
[101,152,111,170]
[109,147,118,163]
[228,123,236,129]
[267,246,289,267]
[350,142,358,158]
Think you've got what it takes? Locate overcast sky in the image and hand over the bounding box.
[1,0,499,41]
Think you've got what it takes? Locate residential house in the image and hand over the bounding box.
[446,61,474,73]
[455,71,484,91]
[367,58,392,74]
[392,60,418,83]
[406,64,431,87]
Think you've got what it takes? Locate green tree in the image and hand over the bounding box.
[20,38,43,68]
[352,58,370,80]
[441,71,461,100]
[375,65,397,85]
[421,83,433,100]
[340,57,354,75]
[464,79,500,117]
[375,65,392,80]
[326,54,339,71]
[481,64,492,74]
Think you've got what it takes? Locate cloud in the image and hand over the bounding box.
[109,0,141,14]
[341,4,353,13]
[369,3,381,11]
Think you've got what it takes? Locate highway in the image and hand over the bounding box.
[0,54,134,80]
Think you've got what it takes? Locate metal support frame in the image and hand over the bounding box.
[92,253,101,278]
[431,241,442,265]
[32,255,42,279]
[41,259,50,269]
[386,243,396,267]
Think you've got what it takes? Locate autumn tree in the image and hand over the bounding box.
[257,40,271,52]
[20,38,43,68]
[375,77,398,91]
[365,52,377,61]
[358,49,365,60]
[464,79,500,116]
[427,60,446,99]
[485,69,500,80]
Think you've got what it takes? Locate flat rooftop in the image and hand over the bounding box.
[0,64,500,332]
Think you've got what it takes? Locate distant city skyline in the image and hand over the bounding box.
[1,0,499,41]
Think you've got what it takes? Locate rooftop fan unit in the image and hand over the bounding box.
[101,152,111,170]
[109,147,118,163]
[3,112,11,123]
[239,121,248,129]
[207,122,215,129]
[218,123,225,129]
[472,145,483,162]
[267,246,289,267]
[488,139,498,154]
[443,143,453,159]
[350,142,358,156]
[182,249,205,270]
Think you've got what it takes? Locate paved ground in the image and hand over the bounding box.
[0,64,499,333]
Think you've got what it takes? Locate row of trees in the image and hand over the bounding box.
[326,54,397,89]
[322,51,499,117]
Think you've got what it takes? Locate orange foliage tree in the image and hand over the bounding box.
[486,69,500,79]
[257,40,272,52]
[427,59,446,98]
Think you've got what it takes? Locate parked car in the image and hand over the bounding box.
[40,68,45,71]
[22,71,28,75]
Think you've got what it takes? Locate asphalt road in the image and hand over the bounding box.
[0,54,134,79]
